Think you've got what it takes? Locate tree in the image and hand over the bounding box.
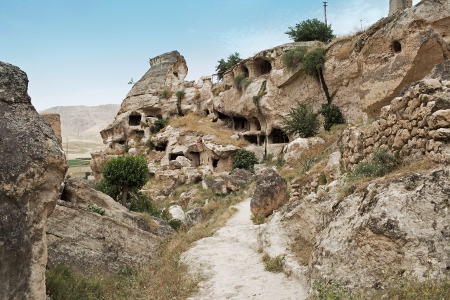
[282,102,321,138]
[285,18,335,43]
[302,48,331,104]
[318,103,346,131]
[233,149,258,173]
[175,90,185,116]
[102,155,149,206]
[215,52,242,80]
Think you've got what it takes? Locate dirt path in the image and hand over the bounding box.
[183,198,308,300]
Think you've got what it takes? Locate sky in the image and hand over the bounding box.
[1,0,420,111]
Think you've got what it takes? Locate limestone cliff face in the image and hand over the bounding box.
[0,62,67,299]
[211,0,449,147]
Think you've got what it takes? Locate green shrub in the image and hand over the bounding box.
[318,174,327,185]
[302,48,326,78]
[282,46,307,71]
[150,117,169,133]
[169,219,182,231]
[46,264,104,300]
[285,18,335,43]
[95,179,121,201]
[87,204,105,216]
[282,102,321,138]
[262,253,285,273]
[233,74,251,90]
[351,148,398,179]
[233,149,259,172]
[310,281,352,300]
[215,52,242,80]
[318,103,346,131]
[160,89,172,99]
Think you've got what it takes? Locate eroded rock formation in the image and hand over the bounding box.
[0,62,67,299]
[46,178,163,274]
[251,168,287,217]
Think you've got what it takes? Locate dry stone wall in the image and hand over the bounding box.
[341,61,450,168]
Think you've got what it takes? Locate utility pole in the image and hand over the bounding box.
[323,2,328,42]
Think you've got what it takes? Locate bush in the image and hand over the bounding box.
[233,74,251,90]
[95,179,121,201]
[262,253,285,273]
[176,91,185,116]
[282,102,321,138]
[233,149,259,172]
[351,148,398,178]
[87,204,105,216]
[160,89,172,99]
[302,48,326,78]
[285,18,335,43]
[318,103,346,131]
[150,117,169,133]
[46,264,104,300]
[215,52,242,79]
[282,46,307,71]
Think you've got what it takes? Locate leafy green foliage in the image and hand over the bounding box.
[87,204,105,216]
[102,155,149,205]
[232,149,258,172]
[302,48,326,78]
[318,103,346,131]
[95,179,121,201]
[351,148,398,179]
[160,89,173,99]
[150,117,169,133]
[282,46,307,71]
[282,102,321,138]
[46,264,104,300]
[176,91,185,116]
[215,52,242,79]
[285,18,335,43]
[67,158,91,168]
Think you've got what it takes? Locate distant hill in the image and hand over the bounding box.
[40,104,119,159]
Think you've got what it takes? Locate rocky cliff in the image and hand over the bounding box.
[0,62,67,299]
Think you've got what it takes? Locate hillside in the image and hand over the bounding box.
[41,104,119,159]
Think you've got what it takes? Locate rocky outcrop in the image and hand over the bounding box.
[0,62,67,299]
[46,178,162,274]
[341,60,450,168]
[40,113,62,144]
[308,168,450,288]
[251,168,287,217]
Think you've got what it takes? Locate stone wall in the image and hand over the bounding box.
[40,113,62,144]
[341,61,450,168]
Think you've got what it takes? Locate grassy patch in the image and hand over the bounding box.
[67,158,91,168]
[262,253,286,273]
[168,113,248,147]
[46,264,104,300]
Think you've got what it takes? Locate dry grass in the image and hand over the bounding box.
[290,235,313,266]
[168,113,248,147]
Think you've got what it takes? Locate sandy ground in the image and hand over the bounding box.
[183,198,308,300]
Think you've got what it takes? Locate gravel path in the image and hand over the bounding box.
[183,198,308,300]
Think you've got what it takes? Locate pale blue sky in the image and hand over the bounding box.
[1,0,420,111]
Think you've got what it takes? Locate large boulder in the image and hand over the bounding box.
[251,168,287,217]
[222,168,253,191]
[46,178,161,274]
[0,62,67,299]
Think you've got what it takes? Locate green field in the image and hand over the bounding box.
[67,158,91,168]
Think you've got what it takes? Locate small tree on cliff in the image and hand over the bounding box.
[285,18,335,43]
[302,48,331,104]
[215,52,242,80]
[102,155,149,206]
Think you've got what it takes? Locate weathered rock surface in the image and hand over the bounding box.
[0,62,67,299]
[308,169,450,288]
[251,168,287,217]
[222,168,253,192]
[46,178,161,274]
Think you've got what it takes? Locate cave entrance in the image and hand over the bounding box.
[129,114,142,126]
[269,128,289,144]
[259,60,272,75]
[155,142,167,152]
[189,152,200,167]
[392,40,402,53]
[233,117,249,131]
[169,153,185,161]
[244,135,258,145]
[212,159,219,168]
